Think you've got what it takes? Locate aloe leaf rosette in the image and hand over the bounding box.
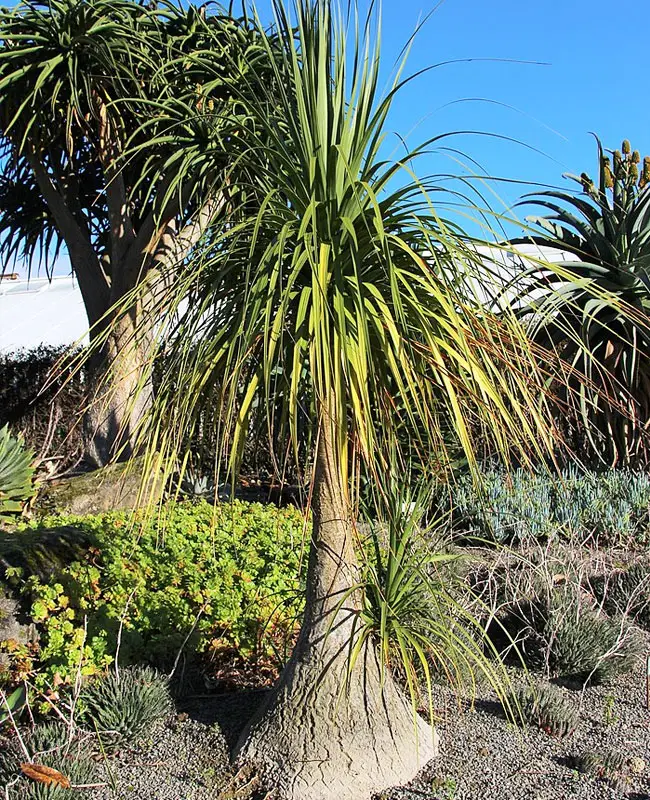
[0,424,35,522]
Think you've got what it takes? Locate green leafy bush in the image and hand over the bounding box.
[0,424,35,524]
[83,666,171,745]
[1,500,307,698]
[447,467,650,543]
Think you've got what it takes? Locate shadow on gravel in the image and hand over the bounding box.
[472,697,505,719]
[178,690,270,751]
[553,754,575,770]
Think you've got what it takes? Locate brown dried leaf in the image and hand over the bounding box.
[20,763,71,789]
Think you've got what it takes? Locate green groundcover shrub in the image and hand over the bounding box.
[0,500,308,697]
[445,467,650,544]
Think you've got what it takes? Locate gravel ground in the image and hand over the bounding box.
[86,691,266,800]
[79,649,650,800]
[89,716,230,800]
[388,661,650,800]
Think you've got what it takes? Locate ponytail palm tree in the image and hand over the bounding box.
[103,1,555,797]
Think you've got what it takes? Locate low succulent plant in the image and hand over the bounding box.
[446,466,650,544]
[573,749,630,791]
[498,595,641,684]
[547,607,641,684]
[589,562,650,629]
[0,722,96,798]
[505,682,578,738]
[0,424,35,524]
[180,469,216,500]
[82,665,172,746]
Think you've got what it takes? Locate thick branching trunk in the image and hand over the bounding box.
[83,307,153,468]
[82,193,224,467]
[27,127,224,467]
[235,417,437,800]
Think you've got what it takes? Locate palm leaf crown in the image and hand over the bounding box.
[115,0,553,492]
[0,0,273,275]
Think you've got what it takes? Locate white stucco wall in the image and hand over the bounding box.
[0,275,88,354]
[0,243,578,355]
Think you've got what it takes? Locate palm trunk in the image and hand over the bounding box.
[235,412,437,800]
[80,204,214,468]
[83,308,153,468]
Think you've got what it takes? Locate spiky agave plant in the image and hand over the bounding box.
[0,424,35,524]
[82,666,171,746]
[80,1,558,797]
[512,137,650,467]
[589,561,650,628]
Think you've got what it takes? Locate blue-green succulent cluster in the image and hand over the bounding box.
[446,467,650,544]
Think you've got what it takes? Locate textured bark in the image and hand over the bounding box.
[83,311,153,468]
[81,191,226,467]
[235,418,438,800]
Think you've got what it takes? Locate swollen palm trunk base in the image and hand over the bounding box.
[235,633,438,800]
[238,419,439,799]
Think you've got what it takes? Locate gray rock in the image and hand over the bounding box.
[35,457,163,516]
[0,595,36,666]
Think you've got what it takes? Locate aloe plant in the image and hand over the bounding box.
[505,683,578,738]
[0,424,35,523]
[0,686,26,727]
[514,137,650,467]
[82,666,172,746]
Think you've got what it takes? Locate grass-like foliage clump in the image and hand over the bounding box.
[357,475,512,711]
[82,665,172,746]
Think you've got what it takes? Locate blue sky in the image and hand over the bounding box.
[354,0,649,235]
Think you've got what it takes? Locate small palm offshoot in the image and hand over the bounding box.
[359,474,511,722]
[95,1,555,798]
[514,137,650,467]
